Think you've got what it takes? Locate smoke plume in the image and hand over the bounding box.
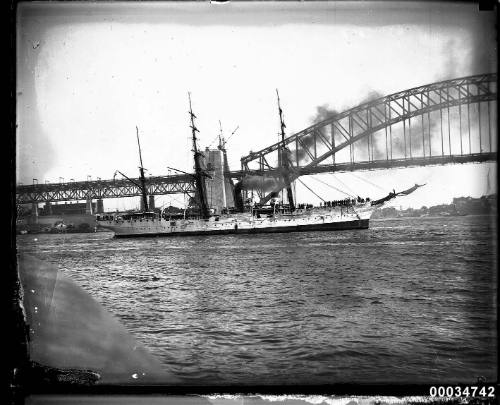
[288,104,342,164]
[310,104,340,125]
[360,90,384,105]
[292,134,315,163]
[241,175,281,193]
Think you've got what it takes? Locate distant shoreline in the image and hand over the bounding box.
[372,213,497,221]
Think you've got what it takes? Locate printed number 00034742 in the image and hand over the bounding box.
[430,386,495,398]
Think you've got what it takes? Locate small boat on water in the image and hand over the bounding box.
[97,93,424,238]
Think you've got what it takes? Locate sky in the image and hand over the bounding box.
[16,1,497,211]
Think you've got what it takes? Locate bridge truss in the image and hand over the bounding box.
[16,174,196,204]
[240,73,497,201]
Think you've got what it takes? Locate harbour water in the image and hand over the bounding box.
[16,215,497,385]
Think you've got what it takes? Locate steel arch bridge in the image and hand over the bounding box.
[240,73,497,203]
[16,73,496,205]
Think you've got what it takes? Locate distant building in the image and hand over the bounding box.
[428,204,452,216]
[41,202,97,216]
[453,195,496,215]
[371,206,398,219]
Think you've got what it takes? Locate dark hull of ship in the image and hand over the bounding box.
[113,218,369,238]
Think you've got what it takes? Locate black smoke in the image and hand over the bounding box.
[360,90,384,105]
[234,181,244,212]
[310,104,340,124]
[288,105,341,164]
[292,134,315,163]
[240,175,281,192]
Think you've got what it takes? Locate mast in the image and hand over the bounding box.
[136,126,149,212]
[276,89,295,211]
[188,93,210,219]
[218,121,228,209]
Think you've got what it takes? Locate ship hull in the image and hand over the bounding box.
[97,204,375,238]
[110,218,369,238]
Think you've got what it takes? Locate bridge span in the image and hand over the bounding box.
[16,73,497,206]
[241,73,497,202]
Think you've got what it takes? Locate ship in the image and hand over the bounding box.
[97,93,424,238]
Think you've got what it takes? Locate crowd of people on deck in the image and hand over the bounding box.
[273,195,376,211]
[319,196,371,208]
[294,196,373,210]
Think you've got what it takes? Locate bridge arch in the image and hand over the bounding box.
[242,73,496,169]
[240,73,497,203]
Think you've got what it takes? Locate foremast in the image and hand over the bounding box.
[276,90,295,212]
[136,126,149,212]
[188,93,210,219]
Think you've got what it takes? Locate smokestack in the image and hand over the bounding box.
[234,181,245,212]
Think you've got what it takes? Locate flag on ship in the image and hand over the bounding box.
[371,184,425,206]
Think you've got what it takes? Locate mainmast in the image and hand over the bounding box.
[218,121,228,209]
[188,93,210,219]
[136,126,149,212]
[276,89,295,212]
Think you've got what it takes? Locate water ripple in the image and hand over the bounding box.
[17,215,497,385]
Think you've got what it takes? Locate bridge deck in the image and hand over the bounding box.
[16,152,496,204]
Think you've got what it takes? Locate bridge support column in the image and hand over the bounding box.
[96,199,104,214]
[148,196,155,211]
[31,203,39,223]
[140,198,145,212]
[45,202,52,215]
[85,199,94,215]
